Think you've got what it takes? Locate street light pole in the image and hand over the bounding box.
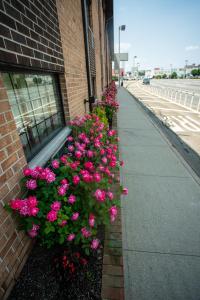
[118,25,126,87]
[185,59,188,78]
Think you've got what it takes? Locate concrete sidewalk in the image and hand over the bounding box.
[118,87,200,300]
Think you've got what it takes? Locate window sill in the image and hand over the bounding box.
[28,126,71,168]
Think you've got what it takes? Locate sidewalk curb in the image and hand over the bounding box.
[101,113,124,300]
[101,208,124,300]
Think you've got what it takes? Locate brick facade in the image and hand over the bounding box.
[0,0,64,72]
[56,0,88,118]
[0,0,114,298]
[0,74,32,299]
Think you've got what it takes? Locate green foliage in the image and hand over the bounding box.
[171,72,177,79]
[92,106,108,127]
[191,69,200,77]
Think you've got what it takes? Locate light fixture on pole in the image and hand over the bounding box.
[118,25,126,87]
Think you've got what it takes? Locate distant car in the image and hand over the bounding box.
[143,78,150,85]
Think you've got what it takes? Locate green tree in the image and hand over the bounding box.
[162,73,167,79]
[138,71,145,76]
[191,69,199,77]
[171,72,177,79]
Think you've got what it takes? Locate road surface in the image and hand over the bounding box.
[150,79,200,94]
[124,80,200,156]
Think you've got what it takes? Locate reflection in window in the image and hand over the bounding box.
[3,73,65,161]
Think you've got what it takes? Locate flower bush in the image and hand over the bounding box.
[98,81,119,126]
[6,113,128,255]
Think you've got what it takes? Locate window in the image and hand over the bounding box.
[2,72,65,161]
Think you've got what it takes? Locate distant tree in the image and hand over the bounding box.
[171,72,177,79]
[138,71,145,76]
[155,75,162,79]
[191,69,199,77]
[162,73,167,79]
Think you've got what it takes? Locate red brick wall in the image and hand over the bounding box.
[0,73,32,299]
[56,0,89,118]
[0,1,113,298]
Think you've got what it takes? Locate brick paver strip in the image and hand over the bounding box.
[101,113,124,300]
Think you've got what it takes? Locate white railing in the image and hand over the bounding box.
[142,84,200,113]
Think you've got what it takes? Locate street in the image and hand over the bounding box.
[124,80,200,156]
[151,79,200,94]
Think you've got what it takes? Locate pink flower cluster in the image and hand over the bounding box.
[81,227,91,238]
[98,81,119,112]
[10,196,39,217]
[23,166,56,184]
[28,224,40,238]
[109,205,118,222]
[47,201,61,222]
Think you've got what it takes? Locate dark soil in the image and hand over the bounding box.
[8,228,104,300]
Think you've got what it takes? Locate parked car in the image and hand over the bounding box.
[143,78,150,85]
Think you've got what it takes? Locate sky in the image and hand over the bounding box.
[114,0,200,71]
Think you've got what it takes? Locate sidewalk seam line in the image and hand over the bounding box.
[124,249,200,258]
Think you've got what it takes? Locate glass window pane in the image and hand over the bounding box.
[2,72,65,161]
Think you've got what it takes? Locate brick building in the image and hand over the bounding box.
[0,0,114,298]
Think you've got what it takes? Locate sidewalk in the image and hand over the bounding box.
[118,87,200,300]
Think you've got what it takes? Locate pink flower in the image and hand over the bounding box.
[73,175,80,185]
[71,212,79,221]
[58,186,66,196]
[27,196,38,208]
[90,239,100,250]
[100,149,105,155]
[19,200,30,216]
[81,227,91,238]
[10,199,22,210]
[26,179,37,190]
[51,201,61,211]
[67,233,75,241]
[84,161,94,171]
[99,165,105,172]
[68,194,76,204]
[102,157,107,164]
[59,220,67,227]
[94,189,106,202]
[67,136,73,142]
[47,210,57,222]
[75,150,82,159]
[93,173,101,182]
[87,150,94,158]
[46,172,56,183]
[122,187,128,195]
[30,207,39,216]
[68,145,74,152]
[107,191,114,200]
[51,159,60,169]
[61,179,68,185]
[81,170,92,183]
[28,229,38,238]
[89,214,95,227]
[60,155,67,163]
[109,205,118,222]
[23,168,32,176]
[120,160,124,167]
[109,161,116,168]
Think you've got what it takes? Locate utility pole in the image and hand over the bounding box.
[118,25,126,87]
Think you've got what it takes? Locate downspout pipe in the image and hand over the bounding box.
[81,0,93,112]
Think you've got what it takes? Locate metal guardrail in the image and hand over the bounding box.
[143,84,200,113]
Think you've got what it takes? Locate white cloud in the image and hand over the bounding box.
[185,45,199,51]
[115,42,131,53]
